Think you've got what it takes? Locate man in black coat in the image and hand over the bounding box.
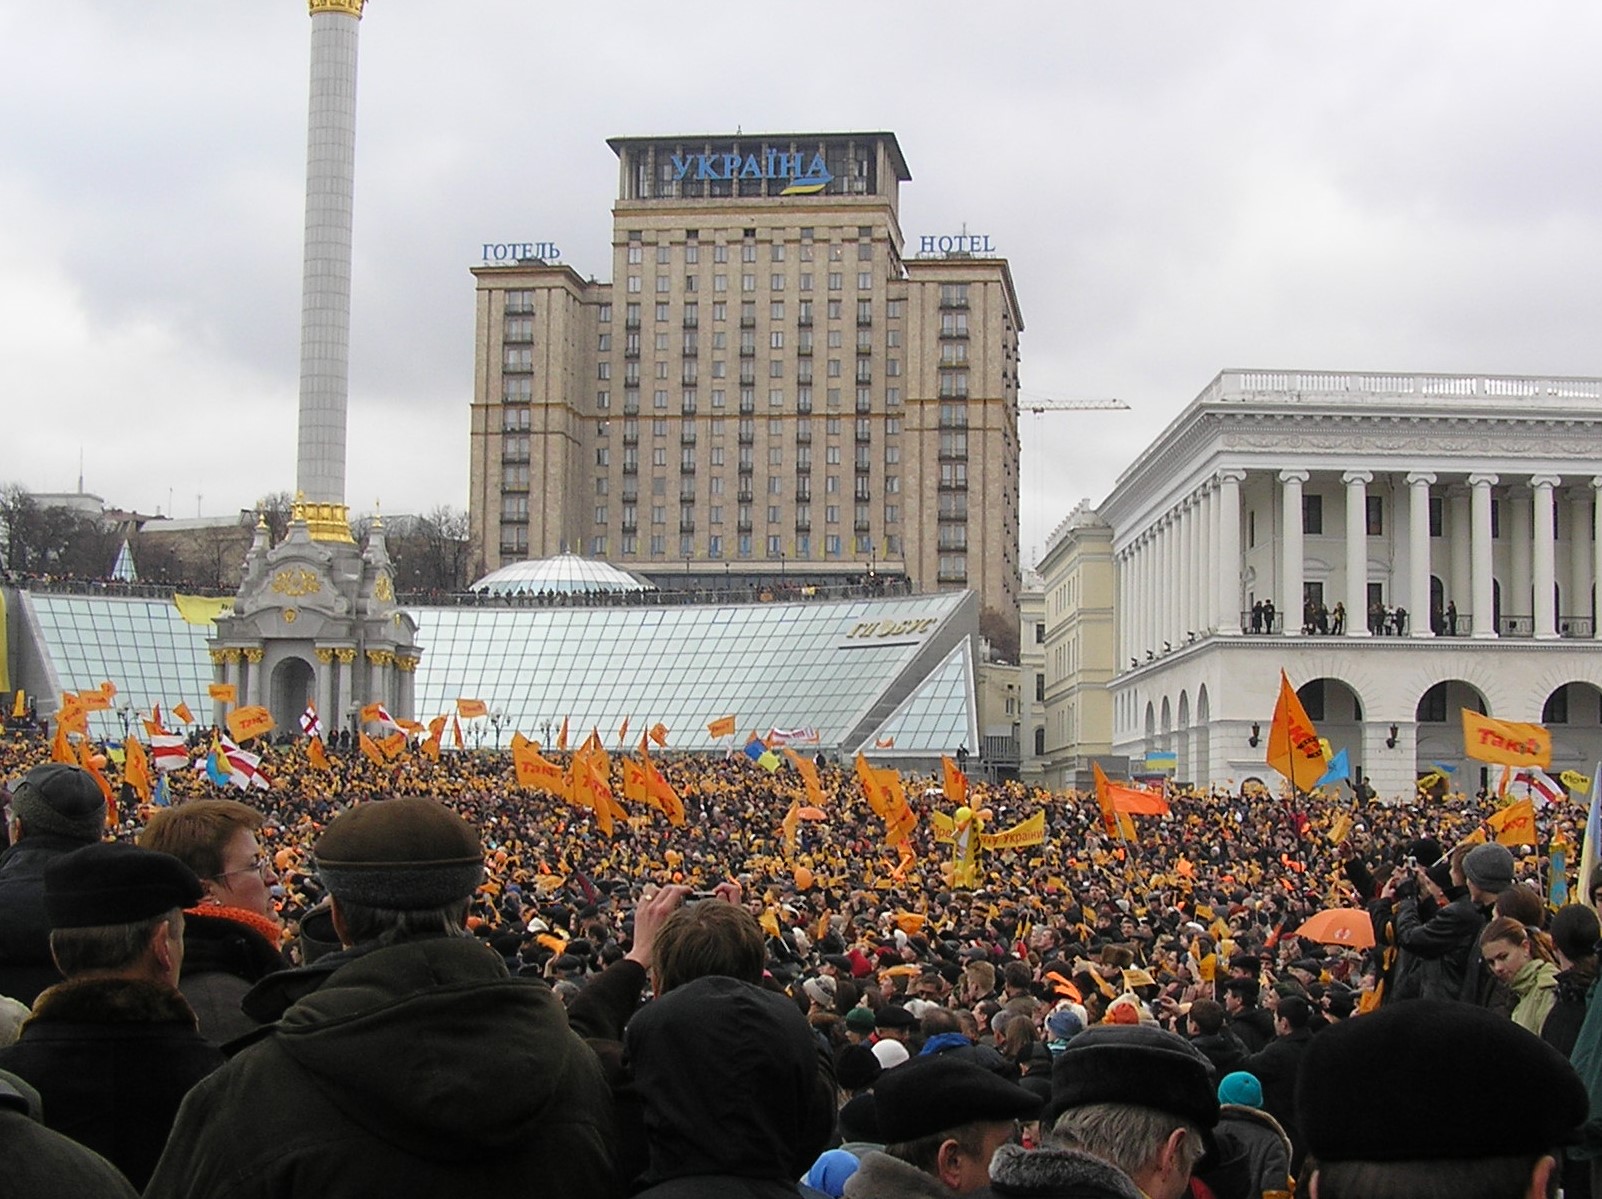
[0,843,224,1190]
[0,764,107,1004]
[1223,978,1275,1053]
[1184,998,1247,1078]
[1240,995,1314,1173]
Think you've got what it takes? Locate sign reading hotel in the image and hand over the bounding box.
[669,150,833,195]
[918,233,995,255]
[481,241,562,263]
[839,616,939,649]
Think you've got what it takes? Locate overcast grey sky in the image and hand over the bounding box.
[3,3,1599,565]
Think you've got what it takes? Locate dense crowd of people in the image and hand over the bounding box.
[1,726,1599,1197]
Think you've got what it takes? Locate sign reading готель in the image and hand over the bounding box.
[482,242,562,263]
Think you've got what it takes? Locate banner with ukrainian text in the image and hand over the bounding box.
[1462,709,1551,768]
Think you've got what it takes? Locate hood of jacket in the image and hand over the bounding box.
[270,934,594,1159]
[626,975,830,1185]
[976,1143,1143,1199]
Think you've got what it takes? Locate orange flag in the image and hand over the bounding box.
[784,748,826,808]
[208,682,237,706]
[622,758,649,803]
[1091,763,1141,837]
[1462,709,1551,769]
[421,736,441,761]
[514,740,567,794]
[51,720,75,764]
[511,731,531,753]
[452,716,464,750]
[359,732,387,767]
[78,740,115,825]
[1267,670,1327,793]
[644,759,686,826]
[942,756,968,807]
[558,716,570,751]
[378,731,407,761]
[456,698,489,719]
[572,753,615,837]
[648,722,669,747]
[172,702,196,725]
[706,714,737,740]
[308,736,332,772]
[617,716,630,747]
[122,737,152,803]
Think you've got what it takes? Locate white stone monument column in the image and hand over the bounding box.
[1343,471,1372,636]
[1469,473,1499,637]
[1280,470,1309,634]
[1197,483,1213,633]
[1406,472,1435,637]
[1178,500,1194,639]
[296,0,367,509]
[1216,470,1245,634]
[1532,475,1560,639]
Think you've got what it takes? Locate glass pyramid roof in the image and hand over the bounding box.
[471,553,651,595]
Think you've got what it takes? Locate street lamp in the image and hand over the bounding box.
[116,703,132,739]
[490,709,506,750]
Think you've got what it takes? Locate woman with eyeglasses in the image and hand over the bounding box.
[139,800,289,1043]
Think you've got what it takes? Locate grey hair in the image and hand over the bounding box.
[333,896,473,947]
[1049,1101,1205,1182]
[50,910,181,976]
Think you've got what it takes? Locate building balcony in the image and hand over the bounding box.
[622,463,638,475]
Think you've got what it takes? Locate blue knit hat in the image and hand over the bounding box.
[1218,1071,1263,1108]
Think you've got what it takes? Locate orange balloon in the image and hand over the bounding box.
[89,755,107,769]
[794,865,814,889]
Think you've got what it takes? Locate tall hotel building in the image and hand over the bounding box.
[468,132,1024,631]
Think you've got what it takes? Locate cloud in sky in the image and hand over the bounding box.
[2,2,1598,559]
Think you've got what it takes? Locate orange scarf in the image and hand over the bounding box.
[186,904,284,949]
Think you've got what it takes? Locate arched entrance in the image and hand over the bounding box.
[270,656,315,736]
[1544,682,1602,787]
[1177,692,1191,783]
[1297,677,1363,784]
[1194,686,1211,787]
[1416,679,1489,792]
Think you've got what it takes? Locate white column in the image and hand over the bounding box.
[1280,469,1308,634]
[1532,475,1559,639]
[1569,490,1592,638]
[1510,487,1533,628]
[1343,471,1372,637]
[1134,535,1148,660]
[1217,470,1245,634]
[1198,484,1214,633]
[1179,500,1194,640]
[1594,477,1602,640]
[1407,472,1436,637]
[1469,473,1498,637]
[1159,513,1175,649]
[315,649,334,725]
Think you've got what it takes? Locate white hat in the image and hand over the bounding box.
[871,1039,910,1069]
[803,975,837,1006]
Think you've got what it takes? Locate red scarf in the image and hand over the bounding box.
[186,903,284,949]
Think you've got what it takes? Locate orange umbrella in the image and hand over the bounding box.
[1295,908,1375,950]
[797,806,827,821]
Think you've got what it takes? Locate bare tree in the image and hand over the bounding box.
[253,491,297,543]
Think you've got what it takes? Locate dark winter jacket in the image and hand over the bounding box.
[1241,1029,1313,1171]
[1190,1026,1249,1079]
[626,975,835,1198]
[1227,1005,1275,1054]
[0,1074,138,1199]
[0,977,224,1190]
[970,1143,1143,1199]
[1207,1104,1293,1199]
[1543,964,1597,1057]
[0,833,90,1004]
[920,1031,1018,1079]
[176,910,289,1045]
[1392,888,1483,1003]
[145,933,618,1199]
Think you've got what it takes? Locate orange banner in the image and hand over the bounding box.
[81,691,113,712]
[172,702,196,725]
[456,698,488,719]
[706,714,737,740]
[208,683,238,705]
[1487,797,1538,847]
[1462,709,1551,768]
[226,706,275,743]
[1268,670,1327,792]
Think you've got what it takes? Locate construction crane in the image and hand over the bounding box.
[1019,393,1130,415]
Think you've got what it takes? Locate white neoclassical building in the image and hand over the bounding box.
[1086,369,1602,798]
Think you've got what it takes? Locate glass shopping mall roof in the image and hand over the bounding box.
[470,553,652,596]
[15,588,978,755]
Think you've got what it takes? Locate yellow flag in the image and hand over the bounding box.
[1268,671,1326,792]
[980,810,1046,850]
[208,683,238,706]
[1462,709,1551,768]
[1486,797,1537,847]
[226,706,275,744]
[10,690,24,719]
[358,732,386,768]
